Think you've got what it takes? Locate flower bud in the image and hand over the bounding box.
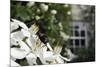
[51,10,57,15]
[27,1,35,7]
[40,4,48,12]
[64,4,69,7]
[35,16,40,20]
[67,11,71,15]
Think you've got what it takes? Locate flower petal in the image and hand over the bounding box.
[18,40,31,53]
[40,4,48,12]
[43,51,55,61]
[12,19,28,30]
[21,29,30,37]
[11,31,24,41]
[26,53,37,65]
[29,23,39,34]
[11,48,28,59]
[51,10,57,15]
[42,46,55,61]
[26,37,35,48]
[11,59,20,66]
[11,38,18,46]
[54,46,62,54]
[11,21,19,32]
[55,56,64,63]
[59,55,71,61]
[27,1,35,7]
[39,49,48,64]
[46,43,53,51]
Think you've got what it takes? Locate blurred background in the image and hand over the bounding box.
[65,4,95,62]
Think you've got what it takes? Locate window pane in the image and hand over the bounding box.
[81,39,85,46]
[75,39,79,46]
[74,26,79,29]
[75,30,79,36]
[81,30,85,37]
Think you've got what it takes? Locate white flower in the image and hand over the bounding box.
[21,29,31,37]
[11,19,38,65]
[55,56,64,63]
[43,51,56,62]
[59,55,71,61]
[46,43,53,51]
[37,9,40,13]
[37,45,55,64]
[26,37,35,48]
[11,31,25,41]
[60,31,70,41]
[26,53,37,65]
[11,21,19,32]
[11,28,37,47]
[39,44,70,64]
[11,38,18,46]
[27,1,35,7]
[54,46,62,55]
[64,4,69,7]
[35,16,40,20]
[40,4,48,12]
[11,48,29,59]
[58,22,63,30]
[67,11,71,15]
[11,59,20,66]
[18,40,31,53]
[11,19,71,66]
[51,10,57,15]
[11,19,28,30]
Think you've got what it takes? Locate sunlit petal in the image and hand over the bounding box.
[43,51,56,61]
[18,40,31,53]
[11,31,24,41]
[11,21,19,32]
[26,37,35,48]
[26,53,37,65]
[39,48,48,64]
[11,48,28,59]
[21,29,30,37]
[54,46,62,54]
[11,38,18,46]
[46,43,53,51]
[29,23,39,34]
[12,19,28,30]
[56,56,64,63]
[59,55,71,61]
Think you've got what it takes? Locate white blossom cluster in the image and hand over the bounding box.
[10,19,74,66]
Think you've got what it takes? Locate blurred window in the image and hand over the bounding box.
[69,25,86,48]
[81,30,85,37]
[75,30,79,36]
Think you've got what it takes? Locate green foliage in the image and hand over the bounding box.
[11,1,71,48]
